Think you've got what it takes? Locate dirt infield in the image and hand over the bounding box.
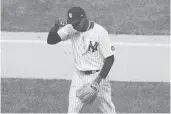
[1,33,170,82]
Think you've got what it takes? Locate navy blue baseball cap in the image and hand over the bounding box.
[67,7,86,25]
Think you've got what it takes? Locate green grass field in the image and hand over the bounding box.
[1,78,170,113]
[1,0,170,35]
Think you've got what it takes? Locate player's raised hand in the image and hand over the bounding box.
[49,18,60,33]
[55,18,67,27]
[54,18,60,27]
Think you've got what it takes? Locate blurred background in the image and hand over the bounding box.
[1,0,170,35]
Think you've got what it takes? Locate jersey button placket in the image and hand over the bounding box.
[80,33,86,55]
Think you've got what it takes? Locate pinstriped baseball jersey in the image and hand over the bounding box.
[52,7,116,113]
[60,22,115,71]
[58,22,116,113]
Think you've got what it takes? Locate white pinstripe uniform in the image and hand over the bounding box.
[58,22,116,113]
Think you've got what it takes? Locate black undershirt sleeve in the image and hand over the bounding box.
[99,55,115,79]
[47,25,62,44]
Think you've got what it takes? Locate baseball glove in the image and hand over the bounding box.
[76,82,100,104]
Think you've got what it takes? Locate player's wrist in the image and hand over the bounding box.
[50,25,59,33]
[94,75,103,84]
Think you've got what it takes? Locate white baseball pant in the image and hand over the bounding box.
[68,69,116,113]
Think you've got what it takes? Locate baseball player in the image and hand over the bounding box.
[47,7,116,113]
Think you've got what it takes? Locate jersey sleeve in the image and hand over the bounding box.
[57,24,76,41]
[98,28,115,58]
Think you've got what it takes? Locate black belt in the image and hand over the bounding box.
[82,70,100,75]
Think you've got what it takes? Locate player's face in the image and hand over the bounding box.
[72,18,87,32]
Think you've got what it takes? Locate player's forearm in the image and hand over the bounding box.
[47,26,62,44]
[94,55,115,84]
[47,31,62,44]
